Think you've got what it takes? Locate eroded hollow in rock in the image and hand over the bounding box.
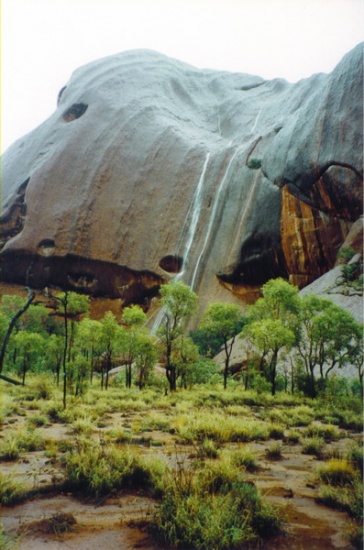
[0,178,30,251]
[159,255,184,273]
[37,239,55,257]
[62,103,88,122]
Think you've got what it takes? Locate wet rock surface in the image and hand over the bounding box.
[1,45,362,313]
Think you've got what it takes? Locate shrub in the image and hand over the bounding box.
[153,458,282,549]
[30,375,54,400]
[63,438,165,497]
[303,424,341,442]
[228,446,258,472]
[265,443,283,460]
[175,411,269,444]
[27,413,48,427]
[301,436,325,457]
[317,480,363,519]
[0,434,20,461]
[0,472,26,506]
[317,459,356,486]
[346,443,363,474]
[285,429,301,444]
[268,423,285,440]
[71,417,95,436]
[0,427,45,460]
[196,438,220,459]
[336,246,357,262]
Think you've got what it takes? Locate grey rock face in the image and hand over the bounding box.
[1,45,363,314]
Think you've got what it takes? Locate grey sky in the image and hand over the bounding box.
[1,0,363,153]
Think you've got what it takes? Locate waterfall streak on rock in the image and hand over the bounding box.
[176,152,210,281]
[151,153,210,335]
[251,107,262,134]
[190,146,245,291]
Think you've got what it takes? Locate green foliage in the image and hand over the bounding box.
[265,443,283,460]
[190,327,224,357]
[0,471,26,506]
[301,436,325,457]
[153,458,281,549]
[242,278,300,396]
[317,459,356,486]
[296,294,363,396]
[336,246,357,262]
[158,281,198,391]
[200,303,244,388]
[63,438,166,497]
[0,427,45,460]
[227,446,258,472]
[56,291,90,318]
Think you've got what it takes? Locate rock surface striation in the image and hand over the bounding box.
[1,45,363,316]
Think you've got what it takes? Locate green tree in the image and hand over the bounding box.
[134,332,157,389]
[99,312,123,389]
[296,295,363,397]
[74,318,103,384]
[244,318,295,395]
[52,291,90,407]
[0,290,35,384]
[13,331,45,385]
[121,305,147,388]
[46,334,64,385]
[200,303,244,389]
[157,281,198,391]
[242,278,300,395]
[172,335,200,388]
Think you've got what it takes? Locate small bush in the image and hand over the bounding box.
[265,443,283,460]
[153,459,282,549]
[228,446,258,472]
[196,438,220,459]
[30,376,54,400]
[317,480,363,519]
[27,413,48,427]
[317,459,356,486]
[285,429,301,444]
[336,245,357,262]
[304,424,341,442]
[0,427,45,460]
[0,434,20,461]
[71,417,95,436]
[346,443,363,474]
[107,427,132,444]
[63,438,165,497]
[301,436,325,457]
[0,472,26,506]
[268,423,285,440]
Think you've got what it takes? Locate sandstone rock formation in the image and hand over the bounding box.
[1,45,363,320]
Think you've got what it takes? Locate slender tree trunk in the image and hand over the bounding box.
[166,364,176,391]
[0,288,35,376]
[62,293,69,409]
[22,359,27,386]
[270,348,278,396]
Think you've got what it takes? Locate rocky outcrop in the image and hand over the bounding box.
[1,45,363,317]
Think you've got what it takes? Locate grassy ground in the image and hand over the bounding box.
[0,376,363,549]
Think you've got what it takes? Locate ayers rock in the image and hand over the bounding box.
[1,44,363,319]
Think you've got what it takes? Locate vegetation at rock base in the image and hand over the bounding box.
[0,277,362,548]
[0,278,362,398]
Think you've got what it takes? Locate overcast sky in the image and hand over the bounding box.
[1,0,363,153]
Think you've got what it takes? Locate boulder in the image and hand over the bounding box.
[1,45,363,320]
